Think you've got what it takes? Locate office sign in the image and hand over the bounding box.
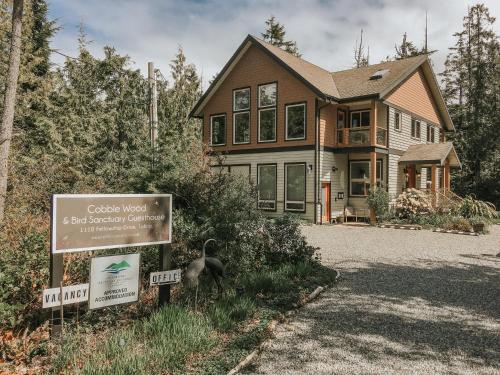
[150,269,181,286]
[51,194,172,253]
[89,253,140,310]
[42,283,89,308]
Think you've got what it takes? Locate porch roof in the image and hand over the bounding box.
[399,142,461,168]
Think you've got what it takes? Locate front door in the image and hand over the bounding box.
[321,182,331,223]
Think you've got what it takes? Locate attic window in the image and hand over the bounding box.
[370,69,389,80]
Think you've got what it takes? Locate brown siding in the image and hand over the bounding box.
[319,104,335,147]
[202,45,317,151]
[385,67,442,126]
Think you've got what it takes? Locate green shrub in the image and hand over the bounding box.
[394,188,434,218]
[457,195,497,219]
[442,217,473,232]
[367,187,390,221]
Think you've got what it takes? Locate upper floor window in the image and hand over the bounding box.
[426,125,435,143]
[394,111,401,132]
[210,114,226,146]
[233,88,250,111]
[258,83,277,107]
[258,83,277,142]
[286,103,306,140]
[350,110,370,128]
[233,112,250,144]
[337,109,346,144]
[411,118,421,139]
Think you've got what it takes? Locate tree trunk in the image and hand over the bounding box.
[0,0,24,223]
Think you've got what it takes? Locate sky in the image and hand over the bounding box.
[47,0,500,88]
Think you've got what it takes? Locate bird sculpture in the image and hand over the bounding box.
[205,256,226,297]
[184,238,218,310]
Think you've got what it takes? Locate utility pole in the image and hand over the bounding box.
[0,0,24,223]
[148,61,171,307]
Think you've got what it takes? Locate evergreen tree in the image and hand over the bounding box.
[261,15,301,57]
[441,4,499,206]
[394,32,436,59]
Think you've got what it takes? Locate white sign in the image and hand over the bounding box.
[150,269,181,286]
[42,283,89,308]
[89,253,140,310]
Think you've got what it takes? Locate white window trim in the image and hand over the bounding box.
[233,88,250,112]
[210,114,226,146]
[350,110,371,128]
[233,111,250,145]
[258,108,277,143]
[394,111,402,132]
[257,165,277,211]
[285,163,306,212]
[258,83,277,108]
[427,125,436,143]
[349,160,383,197]
[285,103,306,141]
[411,118,421,139]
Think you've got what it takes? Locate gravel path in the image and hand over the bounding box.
[247,225,500,375]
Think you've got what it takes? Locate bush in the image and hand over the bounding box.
[442,217,473,232]
[394,188,434,218]
[457,195,497,220]
[367,187,389,221]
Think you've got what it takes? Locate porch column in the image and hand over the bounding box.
[370,100,377,146]
[431,164,438,207]
[369,151,377,223]
[444,160,451,193]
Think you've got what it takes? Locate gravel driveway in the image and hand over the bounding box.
[247,225,500,375]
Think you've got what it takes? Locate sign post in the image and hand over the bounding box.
[49,194,172,337]
[158,243,172,306]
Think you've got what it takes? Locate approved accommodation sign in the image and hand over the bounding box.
[51,194,172,253]
[89,253,141,309]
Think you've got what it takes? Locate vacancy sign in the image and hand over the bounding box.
[51,194,172,253]
[42,283,89,308]
[89,253,140,310]
[150,269,181,286]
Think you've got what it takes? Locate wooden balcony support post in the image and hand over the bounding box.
[370,100,377,146]
[444,159,451,193]
[369,151,377,223]
[431,164,438,207]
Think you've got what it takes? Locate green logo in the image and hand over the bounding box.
[103,260,131,274]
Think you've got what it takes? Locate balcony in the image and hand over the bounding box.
[336,126,387,147]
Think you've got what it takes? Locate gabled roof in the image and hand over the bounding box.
[399,142,461,168]
[190,35,454,131]
[331,55,427,100]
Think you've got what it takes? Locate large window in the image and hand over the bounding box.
[257,164,277,210]
[349,160,383,196]
[285,163,306,211]
[233,112,250,144]
[258,83,277,142]
[337,109,346,144]
[394,111,401,131]
[350,110,370,128]
[210,114,226,146]
[229,164,251,181]
[233,88,250,111]
[286,103,306,140]
[411,118,421,139]
[233,88,250,144]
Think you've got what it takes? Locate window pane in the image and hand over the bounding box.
[211,116,226,145]
[286,104,305,139]
[351,112,360,127]
[350,162,369,180]
[234,89,250,111]
[395,112,400,130]
[258,165,276,201]
[337,111,345,129]
[259,83,276,107]
[286,164,305,202]
[351,182,368,196]
[259,109,276,141]
[286,202,304,210]
[361,111,370,126]
[377,161,382,180]
[234,112,250,143]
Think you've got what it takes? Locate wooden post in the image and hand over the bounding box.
[370,100,377,146]
[369,151,377,223]
[431,165,438,207]
[158,243,172,307]
[50,252,64,338]
[444,160,451,193]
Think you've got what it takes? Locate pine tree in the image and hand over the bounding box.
[261,15,301,57]
[441,4,499,206]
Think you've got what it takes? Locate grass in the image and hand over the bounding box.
[52,262,337,374]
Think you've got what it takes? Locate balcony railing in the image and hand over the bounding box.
[336,126,387,147]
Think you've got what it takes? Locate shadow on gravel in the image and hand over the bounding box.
[250,260,500,373]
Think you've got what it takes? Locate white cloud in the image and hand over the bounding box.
[48,0,500,88]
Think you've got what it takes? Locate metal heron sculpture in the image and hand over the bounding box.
[184,238,225,309]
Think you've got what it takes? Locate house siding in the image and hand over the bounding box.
[385,67,442,126]
[212,150,316,222]
[202,44,317,152]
